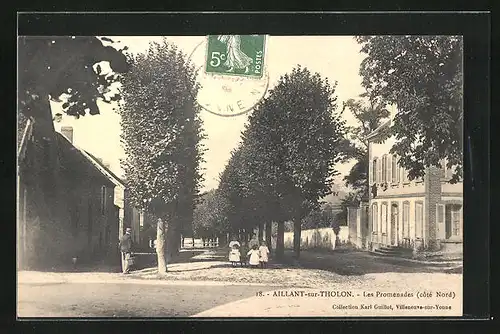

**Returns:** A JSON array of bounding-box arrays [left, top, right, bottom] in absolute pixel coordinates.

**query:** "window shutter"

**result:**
[[381, 204, 386, 233], [415, 203, 423, 238], [377, 159, 382, 184], [436, 204, 445, 239], [387, 155, 392, 184], [403, 202, 410, 238], [395, 157, 400, 183], [380, 156, 384, 183], [372, 159, 377, 184], [402, 167, 409, 183]]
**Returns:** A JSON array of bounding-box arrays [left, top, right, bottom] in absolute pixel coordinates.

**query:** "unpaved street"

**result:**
[[18, 281, 274, 317], [17, 248, 463, 318]]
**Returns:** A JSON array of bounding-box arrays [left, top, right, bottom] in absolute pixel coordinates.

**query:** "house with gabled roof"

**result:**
[[18, 115, 123, 269]]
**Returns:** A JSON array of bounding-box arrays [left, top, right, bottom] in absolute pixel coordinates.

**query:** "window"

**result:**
[[372, 204, 378, 233], [440, 160, 447, 178], [100, 186, 106, 215], [415, 202, 423, 238], [451, 208, 461, 237], [372, 158, 378, 184], [403, 202, 410, 238], [392, 156, 399, 183]]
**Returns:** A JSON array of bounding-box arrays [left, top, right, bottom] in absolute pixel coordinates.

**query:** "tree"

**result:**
[[193, 189, 230, 243], [356, 36, 463, 182], [118, 39, 203, 274], [342, 96, 390, 202], [241, 66, 347, 259], [18, 36, 129, 122], [217, 146, 257, 242]]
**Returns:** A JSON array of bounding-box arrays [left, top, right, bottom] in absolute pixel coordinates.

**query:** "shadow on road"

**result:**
[[34, 249, 210, 274], [31, 247, 461, 276], [177, 247, 460, 276], [280, 250, 462, 276]]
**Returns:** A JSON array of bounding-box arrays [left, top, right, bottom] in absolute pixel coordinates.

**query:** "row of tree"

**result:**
[[194, 66, 350, 259]]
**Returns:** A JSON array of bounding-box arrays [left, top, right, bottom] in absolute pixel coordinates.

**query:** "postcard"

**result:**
[[17, 33, 463, 318]]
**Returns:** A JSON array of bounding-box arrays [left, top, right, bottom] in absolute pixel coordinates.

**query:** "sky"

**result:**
[[52, 36, 367, 192]]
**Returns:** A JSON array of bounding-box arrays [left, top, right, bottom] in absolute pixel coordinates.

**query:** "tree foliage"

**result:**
[[193, 190, 230, 239], [18, 36, 129, 119], [342, 97, 390, 202], [356, 36, 463, 182], [302, 203, 336, 230], [118, 39, 204, 271]]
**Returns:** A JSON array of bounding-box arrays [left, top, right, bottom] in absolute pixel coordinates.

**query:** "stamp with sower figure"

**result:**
[[205, 35, 266, 79], [191, 35, 269, 117]]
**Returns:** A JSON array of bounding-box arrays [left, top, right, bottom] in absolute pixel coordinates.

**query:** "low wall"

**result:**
[[280, 226, 349, 251]]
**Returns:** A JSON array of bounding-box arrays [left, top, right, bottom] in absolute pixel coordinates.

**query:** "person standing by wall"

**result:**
[[259, 241, 270, 269], [119, 227, 133, 274]]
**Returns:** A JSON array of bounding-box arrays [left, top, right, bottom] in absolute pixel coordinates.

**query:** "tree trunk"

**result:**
[[156, 218, 168, 274], [258, 223, 264, 243], [276, 220, 285, 259], [265, 221, 272, 253], [293, 215, 302, 259], [218, 233, 226, 248], [165, 223, 178, 261]]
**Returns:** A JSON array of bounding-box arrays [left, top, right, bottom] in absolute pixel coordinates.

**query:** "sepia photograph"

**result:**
[[17, 32, 464, 318]]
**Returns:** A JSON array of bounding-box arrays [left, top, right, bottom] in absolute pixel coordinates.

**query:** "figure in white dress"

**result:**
[[247, 244, 261, 268], [229, 244, 241, 267], [258, 241, 270, 269], [217, 35, 253, 73]]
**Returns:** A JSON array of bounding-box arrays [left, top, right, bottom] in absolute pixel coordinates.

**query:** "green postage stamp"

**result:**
[[205, 35, 266, 78]]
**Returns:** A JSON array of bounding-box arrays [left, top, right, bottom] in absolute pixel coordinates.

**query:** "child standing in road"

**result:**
[[229, 244, 241, 267], [247, 244, 260, 268], [259, 241, 270, 269]]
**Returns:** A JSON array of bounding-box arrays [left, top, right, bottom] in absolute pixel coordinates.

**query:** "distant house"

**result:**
[[366, 118, 463, 255], [18, 118, 119, 269]]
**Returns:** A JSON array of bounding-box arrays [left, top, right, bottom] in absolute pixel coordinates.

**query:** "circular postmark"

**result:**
[[188, 36, 270, 117]]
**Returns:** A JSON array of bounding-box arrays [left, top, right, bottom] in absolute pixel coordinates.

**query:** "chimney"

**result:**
[[104, 162, 110, 169], [61, 126, 74, 143]]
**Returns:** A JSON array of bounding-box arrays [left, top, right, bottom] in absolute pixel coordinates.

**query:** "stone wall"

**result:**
[[280, 226, 349, 251]]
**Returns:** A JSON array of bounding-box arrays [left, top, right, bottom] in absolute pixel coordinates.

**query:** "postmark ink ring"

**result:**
[[188, 35, 270, 117]]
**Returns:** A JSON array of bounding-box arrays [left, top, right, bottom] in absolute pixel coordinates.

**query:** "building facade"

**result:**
[[367, 120, 463, 255], [18, 119, 119, 269]]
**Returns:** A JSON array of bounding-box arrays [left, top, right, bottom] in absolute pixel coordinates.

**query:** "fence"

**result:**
[[180, 237, 219, 249]]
